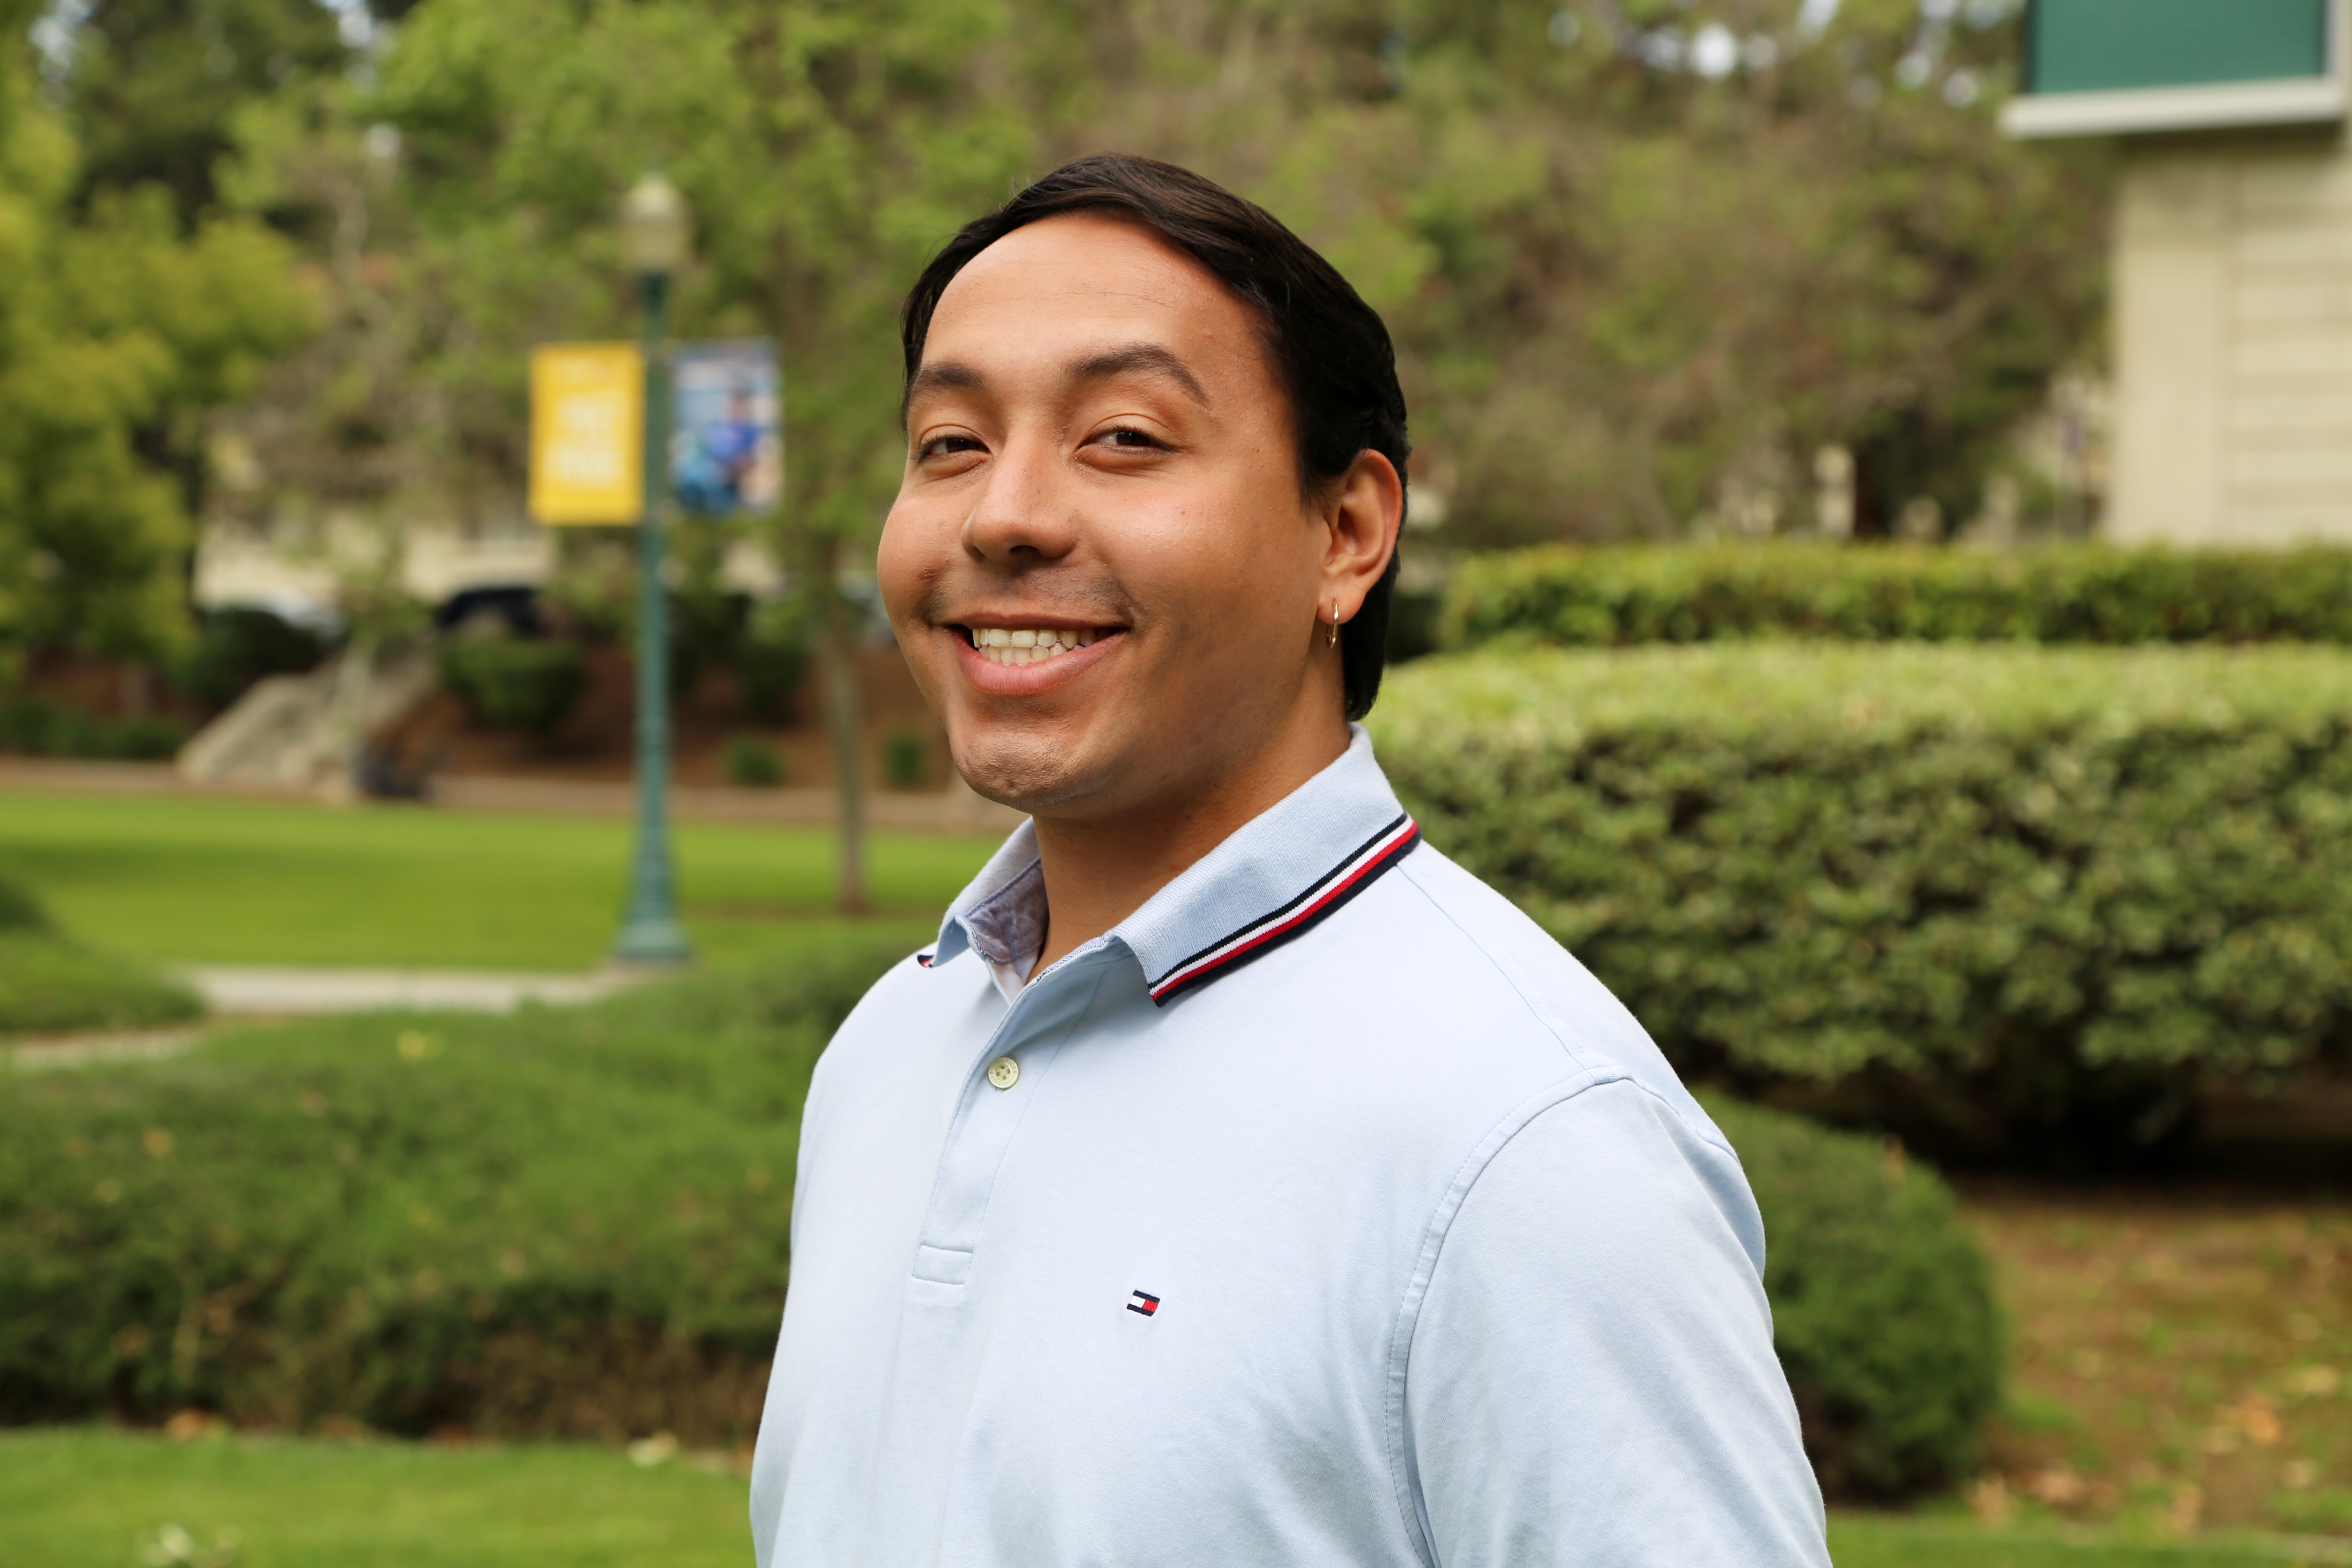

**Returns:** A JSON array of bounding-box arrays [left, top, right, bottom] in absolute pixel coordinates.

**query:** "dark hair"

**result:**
[[901, 153, 1410, 722]]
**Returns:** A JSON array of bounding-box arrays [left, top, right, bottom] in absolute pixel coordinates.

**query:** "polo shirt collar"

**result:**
[[931, 725, 1420, 1006]]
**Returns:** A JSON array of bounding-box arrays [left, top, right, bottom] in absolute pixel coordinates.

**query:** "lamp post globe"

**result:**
[[612, 172, 694, 967], [621, 174, 691, 277]]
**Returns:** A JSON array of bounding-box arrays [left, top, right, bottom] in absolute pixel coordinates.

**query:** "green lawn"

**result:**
[[4, 1430, 2344, 1568], [1829, 1512, 2351, 1566], [0, 790, 998, 970], [0, 1429, 748, 1568]]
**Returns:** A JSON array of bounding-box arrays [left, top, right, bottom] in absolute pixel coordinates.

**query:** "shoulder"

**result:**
[[1374, 840, 1737, 1161], [1456, 1076, 1767, 1281]]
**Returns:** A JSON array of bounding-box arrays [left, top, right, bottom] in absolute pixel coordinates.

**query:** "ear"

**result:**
[[1318, 450, 1404, 623]]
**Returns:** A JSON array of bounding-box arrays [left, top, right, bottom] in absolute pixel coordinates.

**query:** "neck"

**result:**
[[1029, 713, 1352, 971]]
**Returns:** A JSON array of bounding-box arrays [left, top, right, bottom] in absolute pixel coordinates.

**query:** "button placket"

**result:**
[[909, 956, 1111, 1287]]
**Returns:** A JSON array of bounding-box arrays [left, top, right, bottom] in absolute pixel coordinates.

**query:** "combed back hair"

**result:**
[[900, 153, 1411, 722]]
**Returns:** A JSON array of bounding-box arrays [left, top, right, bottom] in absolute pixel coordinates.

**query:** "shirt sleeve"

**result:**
[[1404, 1077, 1831, 1567]]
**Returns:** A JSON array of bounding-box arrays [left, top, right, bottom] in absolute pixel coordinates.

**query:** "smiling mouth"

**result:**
[[960, 626, 1111, 667]]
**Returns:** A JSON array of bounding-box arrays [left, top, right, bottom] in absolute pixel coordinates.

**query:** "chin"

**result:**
[[950, 729, 1111, 817]]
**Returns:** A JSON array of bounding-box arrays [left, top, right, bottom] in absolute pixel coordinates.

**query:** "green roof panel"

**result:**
[[2028, 0, 2330, 94]]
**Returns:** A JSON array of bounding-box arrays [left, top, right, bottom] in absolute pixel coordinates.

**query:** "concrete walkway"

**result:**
[[5, 967, 652, 1072], [180, 965, 653, 1016]]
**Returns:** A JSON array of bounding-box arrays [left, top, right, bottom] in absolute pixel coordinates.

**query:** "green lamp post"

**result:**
[[612, 173, 694, 966]]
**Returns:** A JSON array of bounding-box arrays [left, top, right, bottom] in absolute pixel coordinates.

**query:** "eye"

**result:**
[[1093, 426, 1165, 450], [918, 433, 985, 461]]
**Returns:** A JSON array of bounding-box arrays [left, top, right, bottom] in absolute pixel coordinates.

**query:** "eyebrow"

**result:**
[[904, 341, 1210, 415], [1071, 343, 1209, 406]]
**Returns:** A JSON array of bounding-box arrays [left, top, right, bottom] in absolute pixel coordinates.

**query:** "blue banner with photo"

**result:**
[[671, 339, 781, 517]]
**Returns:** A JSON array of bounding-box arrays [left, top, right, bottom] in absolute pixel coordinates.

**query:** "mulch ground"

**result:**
[[1967, 1179, 2352, 1535]]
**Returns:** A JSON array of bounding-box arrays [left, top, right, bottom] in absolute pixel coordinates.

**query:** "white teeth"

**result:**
[[971, 627, 1107, 666]]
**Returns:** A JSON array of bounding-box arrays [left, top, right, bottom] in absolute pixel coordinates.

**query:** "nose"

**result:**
[[962, 428, 1080, 566]]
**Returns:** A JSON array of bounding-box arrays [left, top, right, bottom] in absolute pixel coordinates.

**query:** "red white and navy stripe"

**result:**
[[1146, 813, 1419, 1007]]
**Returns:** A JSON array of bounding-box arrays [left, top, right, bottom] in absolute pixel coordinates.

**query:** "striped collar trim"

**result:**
[[1145, 811, 1419, 1006], [929, 727, 1416, 1004]]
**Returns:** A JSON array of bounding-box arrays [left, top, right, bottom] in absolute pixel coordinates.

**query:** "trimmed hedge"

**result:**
[[436, 639, 586, 738], [1372, 644, 2352, 1160], [178, 606, 328, 709], [5, 929, 2003, 1503], [0, 933, 913, 1441], [0, 697, 190, 761], [1704, 1094, 2000, 1499], [1439, 542, 2352, 650]]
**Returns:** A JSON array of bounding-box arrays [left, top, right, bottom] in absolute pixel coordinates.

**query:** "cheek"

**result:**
[[875, 501, 937, 623], [1120, 497, 1318, 628]]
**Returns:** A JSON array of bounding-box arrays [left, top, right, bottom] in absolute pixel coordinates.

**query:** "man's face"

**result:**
[[880, 214, 1338, 818]]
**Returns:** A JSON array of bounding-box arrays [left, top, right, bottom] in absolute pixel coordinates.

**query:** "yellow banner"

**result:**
[[529, 343, 645, 524]]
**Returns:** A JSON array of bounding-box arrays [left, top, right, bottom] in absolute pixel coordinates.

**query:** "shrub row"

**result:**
[[1438, 542, 2352, 650], [436, 639, 587, 738], [1372, 644, 2352, 1160], [1701, 1094, 2000, 1498], [0, 697, 189, 761], [0, 933, 911, 1443], [1, 925, 1999, 1497]]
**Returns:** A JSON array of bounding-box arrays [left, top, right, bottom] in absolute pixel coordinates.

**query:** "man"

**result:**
[[750, 154, 1829, 1566]]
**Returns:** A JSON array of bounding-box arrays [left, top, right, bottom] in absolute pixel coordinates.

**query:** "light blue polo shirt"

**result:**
[[751, 728, 1830, 1566]]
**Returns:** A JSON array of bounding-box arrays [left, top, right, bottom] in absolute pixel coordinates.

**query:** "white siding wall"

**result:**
[[2110, 129, 2352, 546]]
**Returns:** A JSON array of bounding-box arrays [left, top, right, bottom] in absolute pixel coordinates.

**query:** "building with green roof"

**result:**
[[2006, 0, 2351, 545]]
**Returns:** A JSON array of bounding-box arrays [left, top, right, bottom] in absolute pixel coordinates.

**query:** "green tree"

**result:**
[[0, 0, 311, 679], [1041, 0, 2107, 544], [61, 0, 348, 224], [219, 0, 1033, 902]]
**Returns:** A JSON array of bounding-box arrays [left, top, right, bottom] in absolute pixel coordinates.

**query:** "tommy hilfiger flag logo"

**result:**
[[1127, 1290, 1160, 1317]]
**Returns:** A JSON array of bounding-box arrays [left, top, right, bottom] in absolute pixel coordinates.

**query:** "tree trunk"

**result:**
[[815, 535, 868, 915]]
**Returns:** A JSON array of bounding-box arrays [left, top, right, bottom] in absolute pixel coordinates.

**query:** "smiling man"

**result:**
[[748, 155, 1829, 1567]]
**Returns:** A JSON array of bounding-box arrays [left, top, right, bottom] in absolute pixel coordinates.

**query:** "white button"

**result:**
[[987, 1056, 1020, 1090]]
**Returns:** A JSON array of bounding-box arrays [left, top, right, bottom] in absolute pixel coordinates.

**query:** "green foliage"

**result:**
[[1442, 543, 2352, 650], [0, 932, 203, 1036], [0, 934, 906, 1438], [213, 0, 1032, 557], [1704, 1094, 2001, 1499], [1069, 0, 2105, 544], [0, 698, 189, 760], [191, 0, 2101, 562], [881, 730, 929, 790], [0, 870, 47, 933], [176, 606, 328, 709], [2, 927, 2001, 1512], [735, 598, 809, 722], [0, 6, 313, 675], [435, 638, 585, 738], [62, 0, 351, 223], [0, 866, 200, 1033], [722, 733, 782, 788], [1372, 645, 2352, 1159]]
